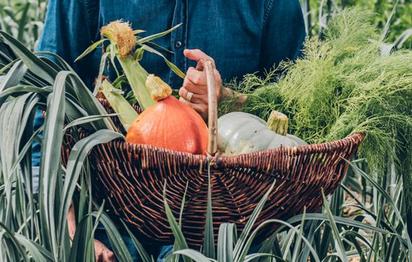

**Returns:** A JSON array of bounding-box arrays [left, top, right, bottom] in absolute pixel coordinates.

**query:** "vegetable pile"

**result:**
[[222, 9, 412, 173], [89, 9, 411, 168], [84, 21, 209, 154], [90, 21, 306, 155]]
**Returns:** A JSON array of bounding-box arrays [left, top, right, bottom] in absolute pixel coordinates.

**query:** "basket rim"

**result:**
[[105, 132, 365, 161]]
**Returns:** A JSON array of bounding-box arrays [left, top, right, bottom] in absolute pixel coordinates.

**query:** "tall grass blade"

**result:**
[[63, 114, 117, 132], [0, 31, 56, 83], [202, 162, 215, 259], [291, 211, 306, 262], [244, 253, 275, 262], [0, 60, 26, 92], [394, 29, 412, 49], [174, 249, 215, 262], [380, 0, 400, 42], [349, 162, 405, 226], [58, 129, 122, 249], [163, 183, 190, 262], [35, 51, 75, 71], [286, 213, 391, 234], [217, 223, 236, 262], [93, 212, 133, 262], [0, 85, 51, 101], [233, 180, 276, 261], [14, 234, 54, 261], [17, 3, 30, 43], [251, 219, 321, 262], [120, 220, 153, 262], [322, 190, 348, 262], [0, 222, 29, 261], [68, 214, 94, 262], [38, 71, 68, 259]]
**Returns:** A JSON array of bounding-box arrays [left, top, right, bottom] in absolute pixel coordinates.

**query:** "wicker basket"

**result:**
[[63, 61, 364, 246]]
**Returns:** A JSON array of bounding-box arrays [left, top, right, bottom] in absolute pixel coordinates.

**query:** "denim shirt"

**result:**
[[37, 0, 306, 89]]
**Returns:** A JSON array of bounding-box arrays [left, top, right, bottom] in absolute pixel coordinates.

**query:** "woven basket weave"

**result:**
[[63, 61, 364, 246]]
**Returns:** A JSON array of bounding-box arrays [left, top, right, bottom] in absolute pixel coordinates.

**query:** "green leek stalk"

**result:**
[[399, 131, 412, 238], [101, 80, 138, 130], [404, 167, 412, 238]]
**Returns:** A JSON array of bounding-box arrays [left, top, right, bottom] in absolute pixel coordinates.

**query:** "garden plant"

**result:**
[[0, 0, 412, 261]]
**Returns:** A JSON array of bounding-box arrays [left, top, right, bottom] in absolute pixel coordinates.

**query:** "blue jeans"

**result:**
[[94, 225, 173, 262]]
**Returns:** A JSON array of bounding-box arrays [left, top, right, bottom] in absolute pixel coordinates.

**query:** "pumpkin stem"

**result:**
[[267, 111, 288, 136], [145, 75, 173, 101]]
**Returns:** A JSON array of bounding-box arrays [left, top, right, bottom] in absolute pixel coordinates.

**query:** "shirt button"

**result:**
[[175, 41, 183, 48]]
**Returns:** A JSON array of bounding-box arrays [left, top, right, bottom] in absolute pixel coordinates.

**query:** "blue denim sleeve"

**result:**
[[32, 0, 100, 172], [260, 0, 306, 69]]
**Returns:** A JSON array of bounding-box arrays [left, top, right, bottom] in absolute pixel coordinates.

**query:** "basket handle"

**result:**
[[204, 60, 218, 157]]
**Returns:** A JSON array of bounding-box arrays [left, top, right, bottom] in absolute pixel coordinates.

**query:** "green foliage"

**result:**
[[300, 0, 412, 48], [222, 8, 412, 245], [165, 160, 411, 262], [0, 0, 47, 50], [0, 30, 131, 261], [2, 29, 410, 259], [231, 9, 412, 175], [0, 1, 412, 261]]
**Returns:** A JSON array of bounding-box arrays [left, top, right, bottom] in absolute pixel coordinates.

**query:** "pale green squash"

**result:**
[[218, 111, 306, 155]]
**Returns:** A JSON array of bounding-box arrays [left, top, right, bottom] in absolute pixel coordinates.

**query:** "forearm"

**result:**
[[220, 86, 248, 106], [68, 204, 77, 240]]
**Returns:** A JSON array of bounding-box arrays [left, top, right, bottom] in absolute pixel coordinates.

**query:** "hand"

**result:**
[[67, 205, 114, 262], [179, 49, 222, 120], [95, 239, 115, 262]]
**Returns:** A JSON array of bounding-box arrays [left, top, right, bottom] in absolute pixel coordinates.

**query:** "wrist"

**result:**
[[220, 86, 247, 104]]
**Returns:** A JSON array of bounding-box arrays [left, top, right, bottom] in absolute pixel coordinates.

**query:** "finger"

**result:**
[[178, 87, 189, 100], [184, 49, 215, 70], [179, 98, 208, 120], [181, 79, 207, 95], [183, 49, 213, 63], [195, 58, 214, 71], [184, 68, 221, 92], [185, 67, 208, 87], [188, 64, 220, 87], [179, 87, 208, 104]]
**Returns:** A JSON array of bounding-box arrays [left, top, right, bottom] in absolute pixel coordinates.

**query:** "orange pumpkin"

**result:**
[[126, 75, 208, 155]]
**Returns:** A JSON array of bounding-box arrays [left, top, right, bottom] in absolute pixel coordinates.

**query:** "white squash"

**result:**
[[218, 111, 306, 155]]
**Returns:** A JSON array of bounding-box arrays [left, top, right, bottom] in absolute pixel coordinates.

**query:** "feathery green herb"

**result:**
[[225, 9, 412, 174]]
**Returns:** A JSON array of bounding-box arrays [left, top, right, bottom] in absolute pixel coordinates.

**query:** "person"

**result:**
[[36, 0, 306, 261]]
